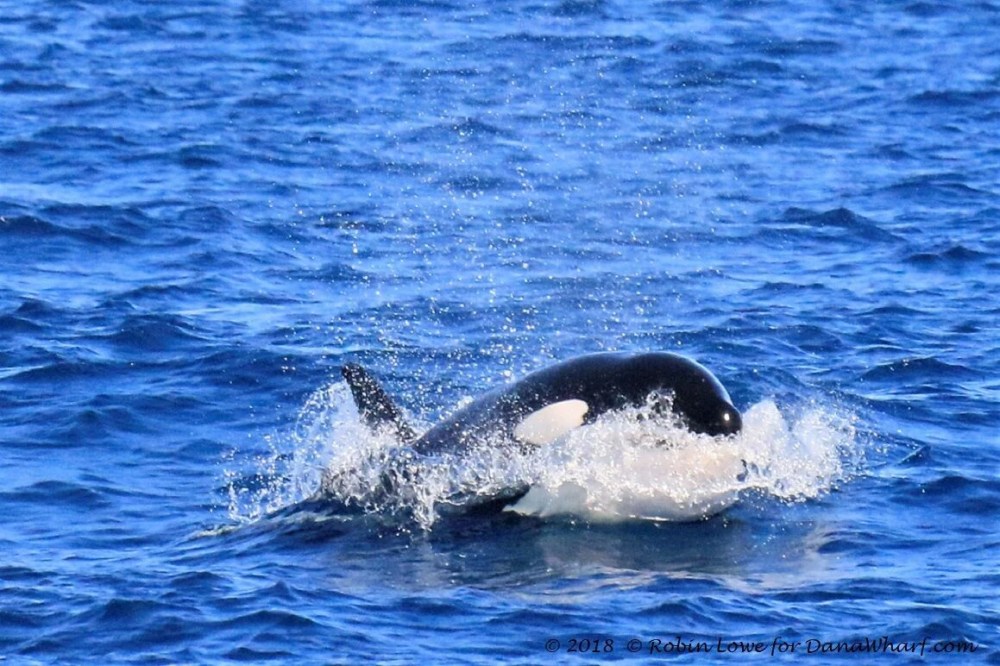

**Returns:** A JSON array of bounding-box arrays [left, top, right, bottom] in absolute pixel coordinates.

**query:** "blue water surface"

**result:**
[[1, 0, 998, 663]]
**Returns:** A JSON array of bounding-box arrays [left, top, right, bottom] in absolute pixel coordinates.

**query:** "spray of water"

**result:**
[[223, 380, 861, 529], [222, 382, 383, 523]]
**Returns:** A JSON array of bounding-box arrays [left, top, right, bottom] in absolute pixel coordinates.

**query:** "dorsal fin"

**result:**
[[341, 364, 417, 442]]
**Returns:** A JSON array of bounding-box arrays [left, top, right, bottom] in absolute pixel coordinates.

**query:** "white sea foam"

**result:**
[[224, 381, 860, 529], [506, 398, 859, 521], [508, 410, 747, 521], [223, 382, 389, 523]]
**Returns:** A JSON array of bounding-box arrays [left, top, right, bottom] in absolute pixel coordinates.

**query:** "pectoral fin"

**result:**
[[514, 399, 589, 446]]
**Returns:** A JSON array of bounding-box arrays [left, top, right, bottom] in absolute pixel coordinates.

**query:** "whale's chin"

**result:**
[[505, 432, 746, 522], [507, 482, 740, 523]]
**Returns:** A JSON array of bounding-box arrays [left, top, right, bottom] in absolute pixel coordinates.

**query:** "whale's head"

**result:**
[[677, 394, 742, 437], [632, 353, 743, 437]]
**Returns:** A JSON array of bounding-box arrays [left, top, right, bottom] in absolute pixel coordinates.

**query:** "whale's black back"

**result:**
[[411, 352, 740, 455]]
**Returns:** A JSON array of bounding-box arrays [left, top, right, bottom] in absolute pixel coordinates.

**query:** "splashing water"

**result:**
[[222, 382, 386, 523], [739, 399, 861, 500], [507, 399, 859, 521], [224, 381, 861, 529], [508, 409, 749, 522]]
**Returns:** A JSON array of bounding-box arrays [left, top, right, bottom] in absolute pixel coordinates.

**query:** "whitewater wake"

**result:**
[[223, 380, 861, 530]]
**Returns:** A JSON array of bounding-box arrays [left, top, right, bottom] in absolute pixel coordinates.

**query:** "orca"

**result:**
[[335, 352, 745, 521], [342, 351, 742, 456]]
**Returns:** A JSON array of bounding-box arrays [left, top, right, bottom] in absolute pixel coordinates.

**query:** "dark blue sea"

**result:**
[[1, 0, 998, 663]]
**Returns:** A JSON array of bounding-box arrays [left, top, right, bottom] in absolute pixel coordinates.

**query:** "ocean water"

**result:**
[[1, 0, 998, 663]]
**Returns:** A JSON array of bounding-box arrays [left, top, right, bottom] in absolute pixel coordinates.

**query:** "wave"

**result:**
[[223, 380, 861, 530], [904, 244, 991, 268], [778, 207, 900, 243], [860, 356, 981, 382], [0, 204, 153, 247]]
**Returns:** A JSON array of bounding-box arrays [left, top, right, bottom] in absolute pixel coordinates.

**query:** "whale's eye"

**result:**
[[715, 407, 743, 435]]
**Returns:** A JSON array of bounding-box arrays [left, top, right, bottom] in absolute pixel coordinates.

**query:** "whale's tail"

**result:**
[[341, 364, 417, 442]]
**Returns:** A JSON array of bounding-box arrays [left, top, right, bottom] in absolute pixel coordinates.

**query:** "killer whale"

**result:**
[[333, 352, 745, 519], [342, 351, 741, 458]]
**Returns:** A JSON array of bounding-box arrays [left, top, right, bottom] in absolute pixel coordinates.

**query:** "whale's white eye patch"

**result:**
[[514, 399, 589, 446]]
